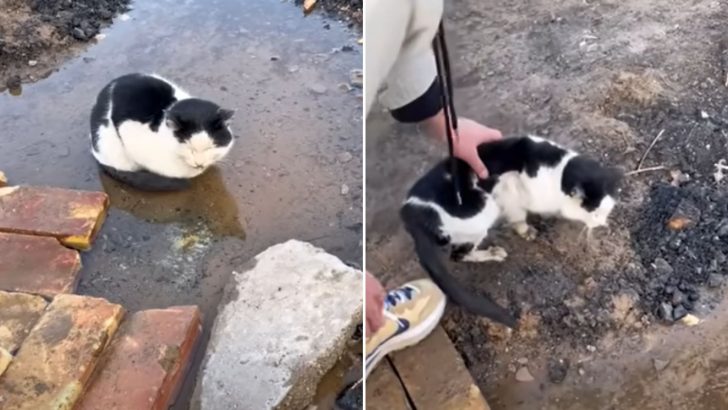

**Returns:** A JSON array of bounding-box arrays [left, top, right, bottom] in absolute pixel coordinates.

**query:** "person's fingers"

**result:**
[[466, 154, 488, 179]]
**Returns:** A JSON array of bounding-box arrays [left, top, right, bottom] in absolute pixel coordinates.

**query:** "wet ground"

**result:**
[[0, 0, 362, 408], [366, 0, 728, 408]]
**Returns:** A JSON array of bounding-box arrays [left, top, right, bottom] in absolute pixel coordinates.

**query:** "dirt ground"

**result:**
[[0, 0, 131, 92], [366, 0, 728, 408]]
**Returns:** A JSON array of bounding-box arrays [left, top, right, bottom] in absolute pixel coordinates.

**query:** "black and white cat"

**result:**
[[90, 73, 235, 191], [401, 135, 622, 327]]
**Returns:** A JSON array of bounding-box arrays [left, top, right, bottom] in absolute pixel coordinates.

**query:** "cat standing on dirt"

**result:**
[[90, 73, 235, 191], [401, 136, 622, 327]]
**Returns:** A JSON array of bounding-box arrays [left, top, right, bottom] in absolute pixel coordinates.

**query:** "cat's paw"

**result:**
[[462, 246, 508, 262], [484, 246, 508, 261], [514, 222, 537, 241]]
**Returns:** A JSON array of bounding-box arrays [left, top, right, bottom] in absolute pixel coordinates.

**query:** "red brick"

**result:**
[[390, 326, 491, 410], [0, 186, 109, 250], [0, 294, 124, 410], [0, 233, 82, 297], [77, 306, 202, 410], [0, 291, 48, 376]]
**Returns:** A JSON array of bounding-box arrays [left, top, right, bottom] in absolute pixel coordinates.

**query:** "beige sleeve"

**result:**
[[365, 0, 444, 116]]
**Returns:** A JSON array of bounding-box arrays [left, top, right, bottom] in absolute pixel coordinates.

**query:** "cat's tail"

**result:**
[[400, 203, 518, 328], [99, 164, 190, 191]]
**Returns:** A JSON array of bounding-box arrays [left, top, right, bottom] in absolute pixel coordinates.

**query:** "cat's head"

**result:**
[[560, 156, 622, 228], [164, 99, 235, 173]]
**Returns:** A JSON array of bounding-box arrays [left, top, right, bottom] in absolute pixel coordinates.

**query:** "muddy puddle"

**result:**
[[366, 0, 727, 408], [0, 0, 362, 407]]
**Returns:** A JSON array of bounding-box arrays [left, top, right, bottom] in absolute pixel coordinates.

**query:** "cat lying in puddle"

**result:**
[[90, 73, 235, 191], [401, 135, 622, 327]]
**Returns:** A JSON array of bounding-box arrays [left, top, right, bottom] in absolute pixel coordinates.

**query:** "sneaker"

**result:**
[[364, 278, 446, 378]]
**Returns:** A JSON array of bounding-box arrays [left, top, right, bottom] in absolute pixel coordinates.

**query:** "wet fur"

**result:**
[[90, 73, 235, 191], [401, 136, 621, 327]]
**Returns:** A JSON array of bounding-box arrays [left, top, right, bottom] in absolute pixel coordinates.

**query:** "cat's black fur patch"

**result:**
[[562, 156, 622, 211], [167, 99, 234, 147], [478, 136, 566, 178], [107, 73, 177, 132], [90, 81, 112, 151]]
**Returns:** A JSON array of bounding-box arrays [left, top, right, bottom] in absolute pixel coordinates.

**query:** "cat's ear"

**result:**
[[164, 110, 181, 131], [218, 108, 235, 123]]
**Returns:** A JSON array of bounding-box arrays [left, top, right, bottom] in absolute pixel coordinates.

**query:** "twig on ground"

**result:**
[[635, 129, 665, 171], [625, 165, 666, 176]]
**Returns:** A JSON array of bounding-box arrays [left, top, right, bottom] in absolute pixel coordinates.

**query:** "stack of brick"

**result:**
[[0, 178, 202, 410]]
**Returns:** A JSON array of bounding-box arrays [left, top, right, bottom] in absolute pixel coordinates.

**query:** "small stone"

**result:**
[[6, 75, 21, 90], [586, 345, 596, 353], [672, 305, 688, 321], [309, 84, 327, 94], [338, 83, 353, 92], [657, 302, 673, 321], [653, 358, 669, 372], [27, 60, 38, 67], [0, 171, 6, 187], [668, 238, 682, 250], [667, 198, 701, 231], [681, 314, 701, 326], [547, 358, 569, 384], [653, 258, 674, 276], [341, 45, 354, 52], [270, 55, 280, 61], [288, 65, 300, 73], [515, 367, 535, 382], [341, 184, 350, 195], [716, 219, 728, 237], [72, 27, 87, 40], [349, 69, 363, 88], [699, 110, 710, 119], [338, 151, 353, 163], [671, 290, 685, 306], [709, 273, 723, 288]]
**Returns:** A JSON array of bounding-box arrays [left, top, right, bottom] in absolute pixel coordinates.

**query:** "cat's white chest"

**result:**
[[118, 121, 199, 178]]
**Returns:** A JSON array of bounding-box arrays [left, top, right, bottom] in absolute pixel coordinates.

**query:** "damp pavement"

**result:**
[[0, 0, 362, 407]]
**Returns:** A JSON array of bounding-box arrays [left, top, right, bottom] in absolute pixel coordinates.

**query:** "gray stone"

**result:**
[[309, 83, 327, 94], [193, 240, 362, 410], [653, 358, 669, 372], [349, 69, 363, 88], [515, 366, 535, 382]]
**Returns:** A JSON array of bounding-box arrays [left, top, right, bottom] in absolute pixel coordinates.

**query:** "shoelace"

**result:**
[[384, 285, 417, 310], [433, 21, 462, 205]]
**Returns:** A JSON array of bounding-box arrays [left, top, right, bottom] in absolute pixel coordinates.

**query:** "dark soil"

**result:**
[[0, 0, 130, 92], [366, 0, 728, 407], [296, 0, 362, 26]]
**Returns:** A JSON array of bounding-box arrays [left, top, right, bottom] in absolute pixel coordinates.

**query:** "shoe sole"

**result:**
[[364, 297, 447, 379]]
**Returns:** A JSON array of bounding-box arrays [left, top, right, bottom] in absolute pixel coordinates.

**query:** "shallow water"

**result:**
[[0, 0, 362, 407]]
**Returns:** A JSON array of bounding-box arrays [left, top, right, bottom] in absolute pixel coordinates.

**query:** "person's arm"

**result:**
[[367, 0, 501, 178], [365, 0, 442, 117]]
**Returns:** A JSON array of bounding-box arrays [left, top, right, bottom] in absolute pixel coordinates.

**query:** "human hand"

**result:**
[[424, 111, 503, 178], [365, 272, 386, 337]]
